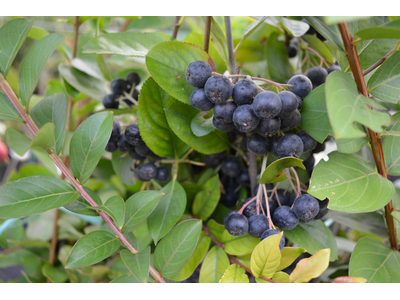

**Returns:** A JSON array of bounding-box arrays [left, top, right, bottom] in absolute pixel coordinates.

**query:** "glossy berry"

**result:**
[[117, 134, 134, 152], [105, 140, 118, 152], [248, 215, 270, 238], [314, 198, 329, 220], [186, 60, 212, 88], [272, 189, 292, 207], [103, 94, 119, 109], [288, 74, 312, 98], [297, 95, 303, 110], [110, 119, 121, 142], [221, 156, 242, 178], [256, 117, 281, 137], [296, 130, 317, 152], [156, 166, 169, 182], [273, 206, 299, 230], [111, 78, 128, 95], [276, 133, 304, 158], [135, 143, 158, 159], [260, 229, 285, 250], [303, 154, 315, 174], [135, 162, 157, 182], [204, 151, 227, 168], [220, 185, 239, 208], [232, 104, 260, 132], [242, 198, 257, 218], [292, 194, 320, 222], [278, 91, 299, 119], [126, 72, 141, 86], [204, 75, 233, 104], [224, 210, 239, 228], [232, 79, 259, 105], [213, 117, 235, 132], [313, 142, 326, 154], [271, 135, 282, 158], [262, 199, 279, 217], [214, 101, 237, 124], [190, 88, 215, 111], [253, 91, 282, 119], [236, 169, 250, 186], [287, 39, 298, 58], [125, 123, 143, 146], [326, 65, 341, 74], [247, 134, 271, 156], [280, 109, 301, 131], [225, 213, 248, 236], [128, 147, 146, 161], [307, 66, 328, 88]]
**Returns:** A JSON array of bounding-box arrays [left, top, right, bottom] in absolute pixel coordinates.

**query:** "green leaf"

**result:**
[[170, 232, 211, 281], [192, 175, 220, 220], [308, 152, 394, 213], [82, 32, 171, 57], [70, 111, 113, 184], [59, 64, 110, 101], [250, 233, 282, 278], [66, 230, 121, 269], [349, 237, 400, 282], [154, 219, 202, 278], [265, 31, 292, 82], [284, 220, 338, 262], [302, 17, 344, 51], [390, 188, 400, 244], [110, 275, 139, 283], [6, 128, 31, 156], [0, 92, 23, 121], [326, 71, 391, 139], [278, 17, 311, 37], [64, 187, 102, 216], [392, 111, 400, 121], [289, 248, 330, 283], [199, 245, 230, 283], [206, 17, 229, 70], [94, 196, 125, 228], [356, 20, 400, 40], [146, 41, 211, 105], [206, 219, 225, 243], [8, 164, 55, 182], [147, 180, 186, 244], [0, 18, 34, 76], [123, 191, 164, 233], [30, 93, 68, 154], [164, 100, 229, 154], [0, 176, 79, 219], [383, 122, 400, 176], [260, 157, 305, 184], [392, 211, 400, 222], [368, 50, 400, 104], [137, 77, 189, 158], [42, 262, 69, 283], [335, 136, 369, 154], [120, 248, 150, 283], [235, 17, 268, 53], [302, 34, 334, 64], [256, 271, 290, 283], [111, 150, 135, 186], [276, 247, 306, 271], [31, 122, 55, 150], [19, 33, 65, 107], [219, 264, 249, 283], [221, 230, 260, 256], [190, 111, 216, 137]]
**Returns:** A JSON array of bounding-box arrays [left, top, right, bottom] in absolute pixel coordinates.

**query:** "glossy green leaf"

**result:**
[[265, 31, 292, 82], [349, 237, 400, 282], [0, 92, 23, 121], [147, 180, 186, 244], [42, 262, 69, 283], [221, 230, 260, 256], [170, 232, 211, 281], [326, 71, 390, 139], [219, 264, 249, 283], [250, 233, 282, 278], [289, 248, 330, 283], [66, 231, 120, 269], [335, 136, 369, 154], [302, 17, 344, 51], [284, 220, 338, 262], [192, 175, 220, 220], [146, 41, 211, 105], [59, 64, 110, 101], [260, 157, 305, 184], [383, 122, 400, 176], [137, 77, 189, 158], [64, 187, 102, 216], [206, 219, 225, 243], [123, 191, 163, 233], [19, 34, 65, 107], [111, 150, 135, 186], [207, 17, 229, 70], [154, 219, 202, 278], [70, 111, 113, 184], [8, 164, 55, 182], [302, 34, 333, 64], [120, 248, 150, 283], [356, 20, 400, 40], [31, 122, 55, 150], [276, 247, 306, 271], [94, 196, 125, 228], [30, 93, 68, 154], [308, 152, 394, 213], [190, 111, 216, 137], [199, 245, 230, 283], [0, 18, 34, 76], [82, 32, 171, 57], [164, 100, 229, 154], [368, 50, 400, 104], [0, 177, 79, 219]]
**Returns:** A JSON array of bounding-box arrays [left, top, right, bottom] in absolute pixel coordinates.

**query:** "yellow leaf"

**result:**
[[289, 248, 330, 283], [250, 232, 282, 278], [276, 247, 306, 271], [256, 271, 290, 283], [332, 276, 367, 283], [219, 264, 249, 283]]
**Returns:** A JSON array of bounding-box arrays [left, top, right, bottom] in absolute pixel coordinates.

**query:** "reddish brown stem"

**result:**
[[72, 17, 80, 59], [204, 16, 212, 53], [363, 48, 395, 76], [172, 16, 181, 39], [202, 224, 224, 249], [338, 23, 398, 250], [119, 19, 132, 32]]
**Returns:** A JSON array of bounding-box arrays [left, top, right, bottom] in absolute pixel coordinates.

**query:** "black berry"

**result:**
[[186, 60, 212, 88], [126, 72, 141, 86], [232, 79, 259, 105], [213, 117, 235, 132], [260, 229, 285, 250], [135, 162, 157, 182], [242, 198, 257, 218], [247, 134, 271, 156], [288, 74, 312, 98], [296, 130, 317, 152], [111, 78, 128, 95], [190, 88, 215, 111], [214, 100, 237, 124], [220, 185, 239, 208], [204, 75, 233, 104], [110, 119, 121, 142], [248, 215, 270, 238], [225, 213, 248, 236], [235, 169, 250, 187], [276, 133, 304, 158], [232, 104, 260, 132], [221, 156, 242, 177], [326, 65, 341, 74], [273, 206, 299, 230], [280, 109, 301, 131], [224, 210, 239, 228], [292, 194, 320, 222], [253, 91, 282, 119], [125, 123, 143, 146], [103, 94, 119, 109], [105, 140, 118, 152], [256, 117, 281, 137], [204, 151, 227, 168], [314, 198, 329, 220], [278, 91, 299, 119], [307, 66, 328, 88], [156, 166, 169, 182]]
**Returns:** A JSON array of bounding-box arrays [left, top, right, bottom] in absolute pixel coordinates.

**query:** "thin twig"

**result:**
[[224, 16, 237, 82], [204, 17, 212, 53], [0, 245, 22, 256], [248, 152, 258, 195], [362, 46, 397, 76], [172, 16, 181, 39], [119, 19, 132, 32], [305, 46, 329, 68], [72, 17, 80, 59]]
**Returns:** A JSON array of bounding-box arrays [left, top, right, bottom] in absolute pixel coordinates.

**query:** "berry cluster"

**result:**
[[102, 72, 141, 109], [104, 119, 169, 183]]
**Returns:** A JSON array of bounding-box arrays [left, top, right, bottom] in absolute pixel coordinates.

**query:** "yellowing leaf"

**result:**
[[276, 247, 306, 271], [289, 248, 330, 283], [332, 276, 367, 283], [219, 264, 249, 283], [256, 271, 290, 283], [250, 233, 282, 278]]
